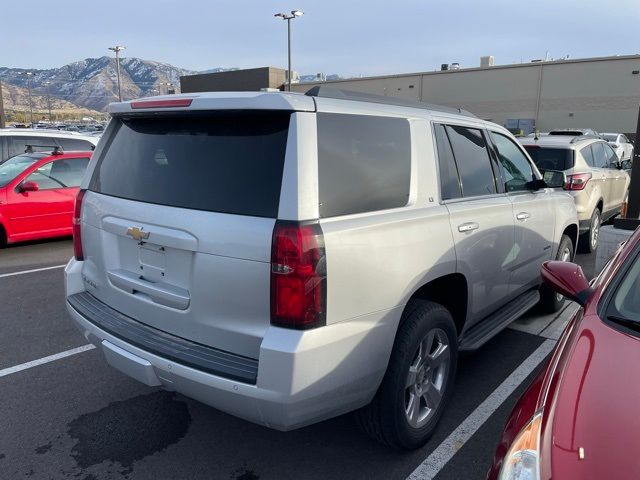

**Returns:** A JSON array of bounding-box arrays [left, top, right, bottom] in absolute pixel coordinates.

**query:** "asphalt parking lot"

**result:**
[[0, 238, 595, 480]]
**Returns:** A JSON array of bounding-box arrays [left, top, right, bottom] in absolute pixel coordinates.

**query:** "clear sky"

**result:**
[[3, 0, 639, 76]]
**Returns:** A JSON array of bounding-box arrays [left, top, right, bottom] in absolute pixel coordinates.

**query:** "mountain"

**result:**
[[1, 83, 103, 120], [0, 56, 345, 114], [1, 82, 98, 111], [0, 56, 199, 112]]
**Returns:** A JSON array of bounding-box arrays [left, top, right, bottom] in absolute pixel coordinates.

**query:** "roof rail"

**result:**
[[24, 145, 64, 155], [304, 86, 477, 118]]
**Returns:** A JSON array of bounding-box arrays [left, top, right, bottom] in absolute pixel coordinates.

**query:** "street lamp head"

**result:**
[[108, 45, 126, 53], [274, 12, 285, 18], [291, 10, 303, 16]]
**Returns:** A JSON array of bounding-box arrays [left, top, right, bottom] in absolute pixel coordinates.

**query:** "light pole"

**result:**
[[44, 81, 52, 123], [108, 45, 125, 101], [23, 72, 34, 127], [274, 10, 303, 91]]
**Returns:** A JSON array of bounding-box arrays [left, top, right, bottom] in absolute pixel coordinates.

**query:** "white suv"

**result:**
[[0, 129, 98, 163], [520, 135, 630, 252], [65, 89, 578, 449]]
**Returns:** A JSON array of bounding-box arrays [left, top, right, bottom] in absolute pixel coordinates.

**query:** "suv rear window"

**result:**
[[89, 113, 290, 218], [317, 113, 411, 217], [523, 146, 575, 171]]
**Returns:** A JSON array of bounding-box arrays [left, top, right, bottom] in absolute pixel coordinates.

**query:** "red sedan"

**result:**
[[488, 226, 640, 480], [0, 149, 91, 246]]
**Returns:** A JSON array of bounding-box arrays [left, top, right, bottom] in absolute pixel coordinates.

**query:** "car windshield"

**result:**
[[610, 253, 640, 323], [524, 146, 574, 171], [0, 154, 42, 187], [602, 134, 618, 142]]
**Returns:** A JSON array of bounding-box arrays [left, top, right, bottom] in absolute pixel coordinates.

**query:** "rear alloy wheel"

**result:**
[[356, 300, 457, 450], [538, 234, 574, 313], [404, 328, 450, 429], [579, 208, 600, 254]]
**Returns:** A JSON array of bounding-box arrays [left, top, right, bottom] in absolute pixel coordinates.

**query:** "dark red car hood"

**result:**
[[546, 312, 640, 478]]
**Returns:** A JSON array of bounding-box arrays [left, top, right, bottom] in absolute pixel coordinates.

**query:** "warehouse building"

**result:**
[[290, 54, 640, 136]]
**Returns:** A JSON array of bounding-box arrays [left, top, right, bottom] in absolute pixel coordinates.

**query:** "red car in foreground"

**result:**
[[488, 226, 640, 480], [0, 149, 91, 246]]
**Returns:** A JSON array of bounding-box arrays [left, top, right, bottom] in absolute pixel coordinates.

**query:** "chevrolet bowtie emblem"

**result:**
[[126, 226, 150, 241]]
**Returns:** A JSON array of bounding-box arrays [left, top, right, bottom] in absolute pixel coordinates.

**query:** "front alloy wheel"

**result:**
[[405, 328, 450, 428], [555, 245, 573, 303]]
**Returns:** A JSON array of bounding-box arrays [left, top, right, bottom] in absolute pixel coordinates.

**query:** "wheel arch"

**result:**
[[404, 273, 468, 336], [562, 222, 579, 255], [0, 220, 7, 247]]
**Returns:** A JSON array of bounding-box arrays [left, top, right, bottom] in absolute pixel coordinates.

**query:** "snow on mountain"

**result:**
[[0, 56, 200, 111]]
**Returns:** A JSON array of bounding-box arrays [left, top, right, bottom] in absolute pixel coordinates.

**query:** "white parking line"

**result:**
[[0, 344, 95, 378], [0, 264, 66, 279], [406, 338, 556, 480]]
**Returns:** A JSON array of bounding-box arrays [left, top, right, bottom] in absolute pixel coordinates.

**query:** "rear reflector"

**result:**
[[130, 99, 193, 109], [564, 172, 592, 191], [270, 221, 326, 329], [73, 189, 86, 261]]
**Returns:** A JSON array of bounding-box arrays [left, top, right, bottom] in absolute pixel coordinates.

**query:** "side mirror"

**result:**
[[19, 181, 39, 193], [541, 261, 593, 307], [541, 170, 566, 189]]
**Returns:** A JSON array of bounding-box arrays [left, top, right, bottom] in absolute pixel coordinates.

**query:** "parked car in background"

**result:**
[[0, 129, 98, 164], [519, 135, 630, 253], [65, 89, 578, 450], [548, 128, 601, 138], [488, 226, 640, 480], [602, 132, 634, 166], [0, 148, 92, 246]]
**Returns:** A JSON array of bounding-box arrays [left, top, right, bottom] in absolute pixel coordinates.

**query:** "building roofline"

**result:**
[[297, 54, 640, 86]]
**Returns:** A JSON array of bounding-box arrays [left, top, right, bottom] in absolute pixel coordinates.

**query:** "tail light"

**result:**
[[270, 221, 326, 329], [73, 189, 86, 260], [564, 173, 592, 191]]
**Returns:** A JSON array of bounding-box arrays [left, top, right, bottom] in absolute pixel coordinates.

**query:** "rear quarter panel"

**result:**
[[319, 118, 456, 325]]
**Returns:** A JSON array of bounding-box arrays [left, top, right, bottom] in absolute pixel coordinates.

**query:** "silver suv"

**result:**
[[65, 88, 578, 449], [520, 135, 630, 253]]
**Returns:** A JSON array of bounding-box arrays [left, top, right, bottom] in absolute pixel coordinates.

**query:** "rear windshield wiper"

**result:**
[[606, 315, 640, 334]]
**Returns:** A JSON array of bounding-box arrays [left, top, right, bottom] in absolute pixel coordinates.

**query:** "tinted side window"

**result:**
[[591, 142, 607, 168], [490, 132, 535, 192], [603, 143, 618, 166], [56, 138, 94, 152], [317, 113, 411, 217], [26, 158, 90, 189], [581, 145, 595, 167], [7, 136, 56, 158], [445, 125, 496, 197], [433, 124, 461, 200]]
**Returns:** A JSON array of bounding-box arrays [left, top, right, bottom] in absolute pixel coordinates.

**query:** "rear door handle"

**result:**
[[516, 212, 530, 221], [458, 222, 479, 232]]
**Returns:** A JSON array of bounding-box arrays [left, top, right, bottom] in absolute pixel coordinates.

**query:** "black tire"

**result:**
[[538, 234, 574, 313], [0, 226, 6, 249], [356, 299, 457, 450], [578, 208, 600, 253]]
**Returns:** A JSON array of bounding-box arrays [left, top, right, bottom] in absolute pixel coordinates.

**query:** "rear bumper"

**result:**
[[64, 258, 399, 431]]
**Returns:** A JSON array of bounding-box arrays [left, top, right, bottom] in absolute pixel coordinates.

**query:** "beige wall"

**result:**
[[293, 56, 640, 134]]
